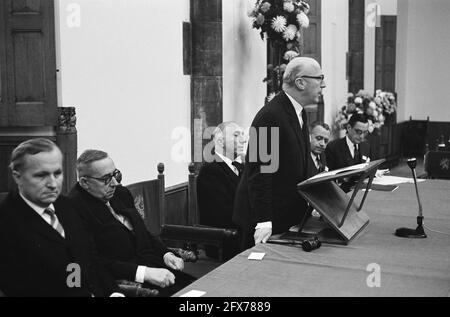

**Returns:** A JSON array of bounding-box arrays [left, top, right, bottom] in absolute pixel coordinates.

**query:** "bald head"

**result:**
[[282, 57, 325, 106]]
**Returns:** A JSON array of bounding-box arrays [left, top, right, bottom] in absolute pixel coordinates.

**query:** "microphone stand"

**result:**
[[395, 158, 427, 238]]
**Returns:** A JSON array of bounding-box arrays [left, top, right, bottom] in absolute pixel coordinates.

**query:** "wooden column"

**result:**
[[56, 107, 77, 195], [348, 0, 365, 93], [190, 0, 222, 163]]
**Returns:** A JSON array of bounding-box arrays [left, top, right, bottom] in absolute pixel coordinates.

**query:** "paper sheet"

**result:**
[[308, 162, 369, 180], [248, 252, 265, 260], [180, 290, 206, 297], [371, 175, 426, 185]]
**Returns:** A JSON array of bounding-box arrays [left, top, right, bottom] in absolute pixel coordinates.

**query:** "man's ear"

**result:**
[[295, 78, 306, 90], [11, 169, 21, 185], [79, 177, 89, 190]]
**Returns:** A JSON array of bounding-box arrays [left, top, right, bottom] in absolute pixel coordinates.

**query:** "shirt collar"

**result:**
[[19, 192, 55, 216], [284, 91, 304, 116], [345, 135, 358, 154], [216, 152, 236, 173]]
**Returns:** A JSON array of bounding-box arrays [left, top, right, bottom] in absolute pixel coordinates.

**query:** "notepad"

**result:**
[[248, 252, 265, 260], [180, 290, 206, 297]]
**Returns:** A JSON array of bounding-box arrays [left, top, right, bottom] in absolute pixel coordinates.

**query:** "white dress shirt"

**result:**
[[19, 192, 58, 228], [285, 91, 305, 129], [216, 152, 239, 176], [346, 135, 357, 158]]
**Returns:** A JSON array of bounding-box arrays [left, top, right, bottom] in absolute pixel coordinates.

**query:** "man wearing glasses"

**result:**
[[69, 150, 193, 296], [233, 57, 326, 250], [325, 113, 373, 192]]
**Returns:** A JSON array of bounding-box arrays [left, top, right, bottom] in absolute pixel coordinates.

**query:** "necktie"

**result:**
[[106, 202, 133, 231], [316, 155, 325, 172], [44, 208, 65, 238], [232, 161, 244, 176], [354, 144, 361, 163]]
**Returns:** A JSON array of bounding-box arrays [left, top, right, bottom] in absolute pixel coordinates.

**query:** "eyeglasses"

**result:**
[[85, 169, 122, 185], [301, 75, 325, 81], [353, 128, 369, 136]]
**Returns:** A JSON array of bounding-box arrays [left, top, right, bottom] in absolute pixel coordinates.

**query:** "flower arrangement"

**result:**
[[334, 90, 397, 133], [248, 0, 311, 101], [248, 0, 311, 46]]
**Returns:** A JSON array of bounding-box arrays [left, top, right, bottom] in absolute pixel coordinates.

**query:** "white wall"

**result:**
[[364, 0, 397, 94], [56, 0, 191, 186], [222, 0, 267, 129], [321, 0, 349, 135], [396, 0, 450, 122]]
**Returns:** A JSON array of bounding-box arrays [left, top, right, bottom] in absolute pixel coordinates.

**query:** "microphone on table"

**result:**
[[266, 237, 322, 252], [395, 158, 427, 238]]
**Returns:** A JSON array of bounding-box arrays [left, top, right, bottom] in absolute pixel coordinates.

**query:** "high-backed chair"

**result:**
[[126, 163, 237, 264], [424, 151, 450, 179], [160, 163, 238, 263]]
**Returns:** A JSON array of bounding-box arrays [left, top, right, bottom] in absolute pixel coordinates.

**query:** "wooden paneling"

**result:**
[[375, 16, 397, 92], [303, 0, 321, 64], [348, 0, 365, 93], [190, 0, 222, 162], [0, 0, 57, 127], [165, 183, 189, 226]]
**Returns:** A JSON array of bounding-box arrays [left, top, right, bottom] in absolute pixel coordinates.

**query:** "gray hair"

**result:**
[[282, 57, 320, 88], [76, 149, 109, 177], [309, 121, 331, 132], [9, 138, 59, 172]]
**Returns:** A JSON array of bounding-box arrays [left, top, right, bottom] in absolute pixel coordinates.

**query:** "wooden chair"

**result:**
[[160, 163, 238, 263], [424, 151, 450, 179]]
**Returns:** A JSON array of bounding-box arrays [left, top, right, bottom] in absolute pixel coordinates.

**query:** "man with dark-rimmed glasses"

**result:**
[[69, 149, 194, 296]]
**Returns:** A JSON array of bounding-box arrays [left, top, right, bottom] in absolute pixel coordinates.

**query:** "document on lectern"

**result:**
[[308, 162, 369, 181]]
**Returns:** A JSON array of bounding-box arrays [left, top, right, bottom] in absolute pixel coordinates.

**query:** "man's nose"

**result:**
[[46, 175, 58, 188], [320, 80, 326, 88], [110, 176, 119, 186]]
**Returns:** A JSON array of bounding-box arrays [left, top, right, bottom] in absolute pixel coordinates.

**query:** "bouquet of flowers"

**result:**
[[334, 90, 397, 133], [248, 0, 311, 101]]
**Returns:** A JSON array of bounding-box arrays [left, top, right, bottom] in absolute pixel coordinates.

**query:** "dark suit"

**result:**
[[233, 91, 310, 250], [325, 137, 372, 171], [0, 192, 116, 297], [307, 153, 327, 178], [68, 184, 194, 295], [197, 156, 240, 259]]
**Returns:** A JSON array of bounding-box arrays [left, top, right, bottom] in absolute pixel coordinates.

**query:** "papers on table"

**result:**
[[371, 175, 426, 185], [248, 252, 265, 260], [180, 290, 206, 297]]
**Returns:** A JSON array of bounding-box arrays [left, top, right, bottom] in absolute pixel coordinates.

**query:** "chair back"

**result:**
[[187, 163, 200, 225], [424, 151, 450, 179], [126, 163, 165, 235]]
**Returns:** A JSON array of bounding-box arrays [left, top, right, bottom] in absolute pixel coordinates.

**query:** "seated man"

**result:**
[[325, 113, 373, 192], [307, 121, 331, 178], [197, 121, 246, 260], [0, 139, 119, 297], [69, 150, 195, 296]]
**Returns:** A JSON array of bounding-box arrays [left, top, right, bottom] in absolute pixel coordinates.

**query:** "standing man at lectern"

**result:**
[[233, 57, 326, 251]]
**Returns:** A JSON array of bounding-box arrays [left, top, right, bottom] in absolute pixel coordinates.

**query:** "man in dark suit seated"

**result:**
[[325, 113, 372, 192], [307, 121, 331, 178], [69, 150, 194, 296], [233, 57, 326, 250], [0, 139, 120, 297], [197, 121, 246, 260]]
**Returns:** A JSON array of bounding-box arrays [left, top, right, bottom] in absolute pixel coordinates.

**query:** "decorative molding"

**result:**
[[57, 106, 76, 133]]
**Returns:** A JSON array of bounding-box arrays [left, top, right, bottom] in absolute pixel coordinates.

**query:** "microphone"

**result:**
[[395, 158, 427, 238]]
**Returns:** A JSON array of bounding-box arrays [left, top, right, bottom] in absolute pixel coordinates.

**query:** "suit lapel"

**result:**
[[16, 194, 66, 244], [279, 92, 309, 175]]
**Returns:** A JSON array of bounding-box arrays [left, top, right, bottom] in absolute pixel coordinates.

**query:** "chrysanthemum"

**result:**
[[354, 97, 363, 104], [267, 92, 276, 102], [271, 16, 287, 33], [283, 1, 295, 13], [297, 11, 310, 28], [283, 24, 297, 41]]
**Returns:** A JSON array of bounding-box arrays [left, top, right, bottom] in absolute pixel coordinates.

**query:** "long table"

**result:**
[[175, 180, 450, 297]]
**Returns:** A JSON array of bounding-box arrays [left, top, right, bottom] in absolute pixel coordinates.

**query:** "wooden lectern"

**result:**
[[282, 159, 386, 245]]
